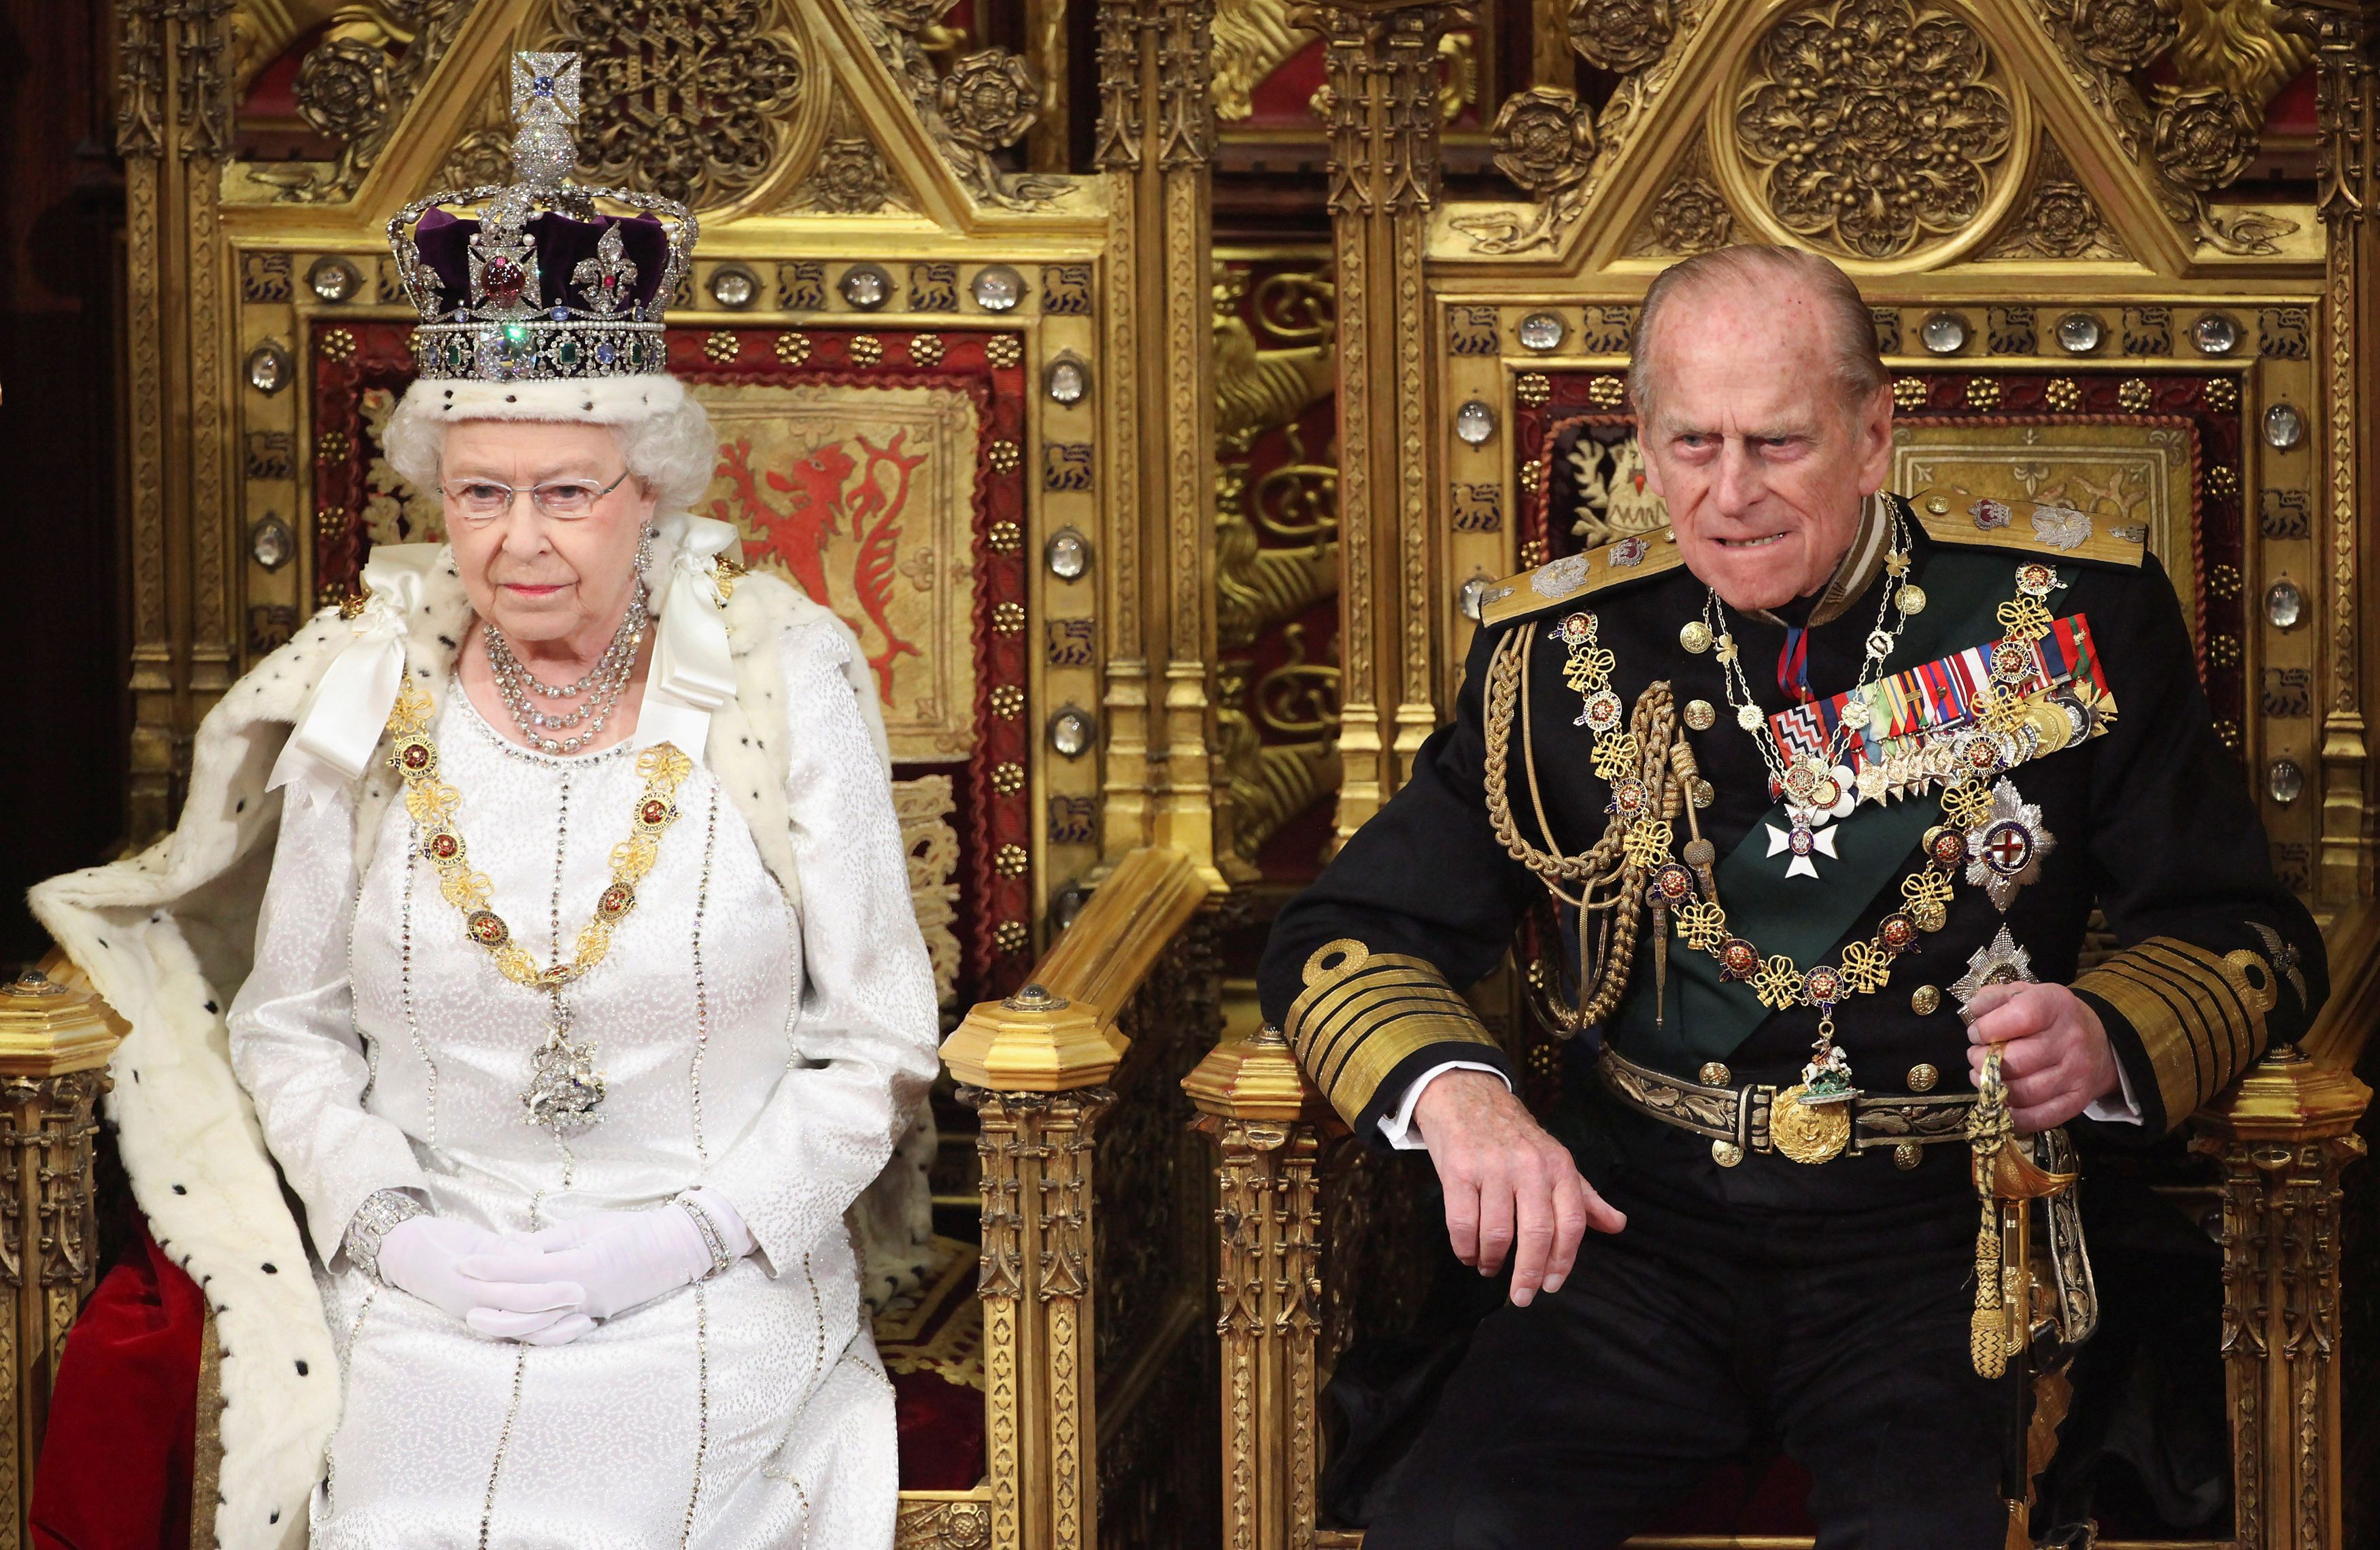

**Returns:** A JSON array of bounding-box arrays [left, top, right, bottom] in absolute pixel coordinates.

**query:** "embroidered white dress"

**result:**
[[226, 618, 940, 1550]]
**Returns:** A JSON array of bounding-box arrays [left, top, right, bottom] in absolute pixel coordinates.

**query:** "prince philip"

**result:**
[[1258, 246, 2324, 1547]]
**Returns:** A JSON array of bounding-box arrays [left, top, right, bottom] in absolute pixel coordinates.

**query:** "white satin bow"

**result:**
[[267, 546, 436, 798], [635, 512, 740, 765]]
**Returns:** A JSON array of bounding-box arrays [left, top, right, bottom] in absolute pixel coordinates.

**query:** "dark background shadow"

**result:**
[[0, 0, 126, 968]]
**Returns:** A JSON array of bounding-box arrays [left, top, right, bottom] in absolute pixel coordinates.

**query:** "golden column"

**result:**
[[1095, 0, 1226, 885], [114, 0, 237, 843], [2278, 1, 2380, 903], [0, 971, 122, 1546], [940, 847, 1211, 1550], [1294, 0, 1474, 844], [945, 988, 1122, 1550], [2193, 1041, 2370, 1550], [1183, 1028, 1331, 1550]]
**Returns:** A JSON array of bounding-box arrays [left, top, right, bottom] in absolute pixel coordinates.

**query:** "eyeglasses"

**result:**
[[438, 468, 632, 521]]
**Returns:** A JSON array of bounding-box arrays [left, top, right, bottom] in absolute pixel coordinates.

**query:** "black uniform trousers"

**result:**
[[1363, 1179, 2009, 1550]]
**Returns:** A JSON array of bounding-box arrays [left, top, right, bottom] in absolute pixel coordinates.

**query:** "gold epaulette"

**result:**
[[1284, 939, 1503, 1127], [1478, 527, 1687, 628], [1905, 485, 2147, 569]]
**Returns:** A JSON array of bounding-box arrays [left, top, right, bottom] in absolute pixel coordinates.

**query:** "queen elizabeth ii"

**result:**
[[31, 54, 938, 1549]]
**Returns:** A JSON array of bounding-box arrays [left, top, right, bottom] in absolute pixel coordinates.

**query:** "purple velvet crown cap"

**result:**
[[413, 207, 670, 314]]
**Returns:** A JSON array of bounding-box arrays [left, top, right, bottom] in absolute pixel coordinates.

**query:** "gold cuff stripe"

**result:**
[[2135, 941, 2262, 1075], [2074, 937, 2271, 1124], [1285, 940, 1499, 1124], [1302, 981, 1481, 1090], [2075, 964, 2210, 1124], [2077, 953, 2219, 1105]]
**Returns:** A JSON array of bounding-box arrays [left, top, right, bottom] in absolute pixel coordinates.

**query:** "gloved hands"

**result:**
[[458, 1190, 755, 1332], [375, 1216, 594, 1345]]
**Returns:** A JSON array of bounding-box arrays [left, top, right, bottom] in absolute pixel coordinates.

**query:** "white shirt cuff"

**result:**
[[2081, 1051, 2144, 1125], [1377, 1060, 1510, 1150]]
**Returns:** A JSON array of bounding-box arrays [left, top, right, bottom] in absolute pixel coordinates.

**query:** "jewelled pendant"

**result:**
[[1797, 1038, 1856, 1105], [523, 1001, 606, 1134]]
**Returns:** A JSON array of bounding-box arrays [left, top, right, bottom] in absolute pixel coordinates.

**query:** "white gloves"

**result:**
[[374, 1216, 595, 1346], [458, 1189, 756, 1330]]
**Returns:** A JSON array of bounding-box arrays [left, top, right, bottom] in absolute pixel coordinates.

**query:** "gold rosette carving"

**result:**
[[1726, 0, 2024, 264]]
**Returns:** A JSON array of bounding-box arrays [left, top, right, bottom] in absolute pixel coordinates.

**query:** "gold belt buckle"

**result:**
[[1771, 1082, 1854, 1164]]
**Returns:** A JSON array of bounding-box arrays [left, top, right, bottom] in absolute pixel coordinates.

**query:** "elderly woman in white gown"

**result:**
[[32, 58, 938, 1550], [241, 397, 934, 1548]]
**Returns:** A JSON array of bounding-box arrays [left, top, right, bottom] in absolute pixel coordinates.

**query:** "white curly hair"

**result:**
[[381, 374, 716, 517]]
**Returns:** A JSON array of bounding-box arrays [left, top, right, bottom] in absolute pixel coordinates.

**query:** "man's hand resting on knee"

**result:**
[[1410, 1070, 1627, 1307]]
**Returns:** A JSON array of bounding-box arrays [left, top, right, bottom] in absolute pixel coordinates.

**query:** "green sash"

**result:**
[[1609, 547, 2013, 1070]]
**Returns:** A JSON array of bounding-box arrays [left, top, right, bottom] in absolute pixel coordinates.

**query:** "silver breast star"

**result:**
[[1965, 777, 2056, 911], [1951, 926, 2037, 1007]]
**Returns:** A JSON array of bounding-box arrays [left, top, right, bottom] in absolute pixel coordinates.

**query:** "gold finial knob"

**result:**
[[1183, 1025, 1312, 1120], [0, 966, 120, 1077], [942, 981, 1119, 1090], [1001, 982, 1072, 1012]]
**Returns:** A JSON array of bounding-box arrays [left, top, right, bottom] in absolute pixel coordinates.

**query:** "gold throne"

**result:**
[[14, 3, 1241, 1548], [1185, 2, 2380, 1547], [13, 3, 2380, 1548]]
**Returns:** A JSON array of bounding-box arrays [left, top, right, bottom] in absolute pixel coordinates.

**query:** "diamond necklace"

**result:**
[[1702, 505, 1920, 824], [484, 586, 649, 755]]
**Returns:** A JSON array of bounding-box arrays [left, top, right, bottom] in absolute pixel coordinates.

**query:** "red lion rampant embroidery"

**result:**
[[710, 432, 928, 701]]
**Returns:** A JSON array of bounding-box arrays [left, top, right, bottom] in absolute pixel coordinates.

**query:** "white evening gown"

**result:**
[[226, 618, 940, 1549]]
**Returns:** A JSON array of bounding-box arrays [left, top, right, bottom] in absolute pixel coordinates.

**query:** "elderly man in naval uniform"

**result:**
[[1258, 244, 2324, 1549]]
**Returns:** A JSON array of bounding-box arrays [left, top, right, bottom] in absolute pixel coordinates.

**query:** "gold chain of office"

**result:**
[[1480, 562, 2071, 1078]]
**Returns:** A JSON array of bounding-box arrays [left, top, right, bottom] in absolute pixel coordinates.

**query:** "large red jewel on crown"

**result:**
[[481, 255, 528, 307]]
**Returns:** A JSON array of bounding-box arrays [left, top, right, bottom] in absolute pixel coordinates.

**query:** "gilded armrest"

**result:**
[[942, 847, 1214, 1092], [934, 847, 1219, 1550], [2183, 901, 2377, 1550]]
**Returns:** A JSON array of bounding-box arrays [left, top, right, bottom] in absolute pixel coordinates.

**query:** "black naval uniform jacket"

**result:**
[[1257, 491, 2328, 1217]]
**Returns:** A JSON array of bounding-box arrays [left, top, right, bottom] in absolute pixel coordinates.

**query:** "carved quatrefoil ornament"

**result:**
[[1721, 0, 2033, 266]]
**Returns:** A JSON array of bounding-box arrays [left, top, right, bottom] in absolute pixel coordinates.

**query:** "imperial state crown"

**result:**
[[386, 52, 696, 385]]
